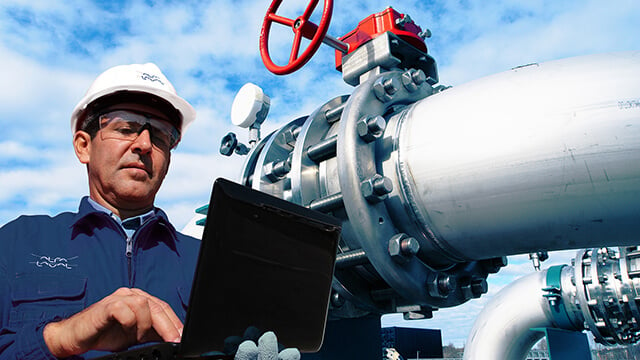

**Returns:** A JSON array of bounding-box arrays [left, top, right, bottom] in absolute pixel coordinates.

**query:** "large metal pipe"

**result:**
[[397, 51, 640, 261], [208, 51, 640, 317]]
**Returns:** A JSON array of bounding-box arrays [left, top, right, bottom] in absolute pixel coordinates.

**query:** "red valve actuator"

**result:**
[[335, 7, 428, 72]]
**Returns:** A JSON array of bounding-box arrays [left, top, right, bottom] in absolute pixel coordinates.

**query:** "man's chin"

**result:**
[[114, 187, 157, 207]]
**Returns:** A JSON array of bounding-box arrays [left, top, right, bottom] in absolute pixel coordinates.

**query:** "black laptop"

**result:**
[[96, 178, 341, 359]]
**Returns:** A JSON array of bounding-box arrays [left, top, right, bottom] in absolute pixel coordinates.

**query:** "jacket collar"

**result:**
[[72, 196, 172, 224], [70, 197, 179, 251]]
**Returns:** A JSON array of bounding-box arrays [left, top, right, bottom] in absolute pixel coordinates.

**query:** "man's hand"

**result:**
[[43, 287, 183, 357]]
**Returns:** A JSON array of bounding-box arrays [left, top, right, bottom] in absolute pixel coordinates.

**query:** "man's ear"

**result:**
[[73, 131, 92, 164]]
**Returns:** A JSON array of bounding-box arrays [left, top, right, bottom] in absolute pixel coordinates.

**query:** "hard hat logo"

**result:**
[[70, 63, 196, 137], [141, 72, 165, 85]]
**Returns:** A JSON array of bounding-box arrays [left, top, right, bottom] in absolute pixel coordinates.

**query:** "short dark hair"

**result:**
[[80, 113, 101, 138]]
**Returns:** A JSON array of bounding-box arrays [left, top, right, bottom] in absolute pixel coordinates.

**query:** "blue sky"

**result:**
[[1, 0, 639, 348]]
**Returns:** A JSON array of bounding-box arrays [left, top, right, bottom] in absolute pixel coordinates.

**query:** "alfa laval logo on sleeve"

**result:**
[[140, 72, 165, 85], [29, 254, 78, 269]]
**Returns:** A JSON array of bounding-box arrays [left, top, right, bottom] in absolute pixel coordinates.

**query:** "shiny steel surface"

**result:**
[[399, 51, 640, 260], [464, 270, 550, 360], [466, 246, 640, 358]]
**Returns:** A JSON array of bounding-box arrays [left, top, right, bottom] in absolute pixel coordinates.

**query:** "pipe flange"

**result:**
[[619, 246, 640, 330], [290, 95, 349, 206], [288, 95, 379, 313], [575, 248, 640, 345], [337, 69, 483, 308], [288, 95, 389, 313]]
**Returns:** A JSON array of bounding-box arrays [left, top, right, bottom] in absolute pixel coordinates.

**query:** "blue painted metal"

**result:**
[[531, 327, 591, 360]]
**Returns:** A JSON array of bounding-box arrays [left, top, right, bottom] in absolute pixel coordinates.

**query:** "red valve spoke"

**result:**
[[260, 0, 333, 75], [290, 31, 303, 62], [301, 0, 319, 21], [268, 13, 295, 27]]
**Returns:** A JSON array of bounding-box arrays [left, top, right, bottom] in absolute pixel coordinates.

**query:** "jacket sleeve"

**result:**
[[0, 218, 58, 360], [0, 317, 58, 360]]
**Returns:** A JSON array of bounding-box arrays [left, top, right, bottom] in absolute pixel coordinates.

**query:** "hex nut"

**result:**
[[470, 278, 488, 298], [357, 115, 386, 142], [280, 126, 299, 146], [401, 237, 420, 256], [373, 76, 399, 102], [483, 256, 508, 274], [428, 273, 457, 298], [263, 158, 291, 182], [438, 274, 457, 296], [356, 116, 372, 141], [401, 69, 427, 92], [389, 233, 419, 264], [361, 174, 393, 203]]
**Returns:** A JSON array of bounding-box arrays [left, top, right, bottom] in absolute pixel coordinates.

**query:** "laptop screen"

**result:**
[[180, 178, 341, 357]]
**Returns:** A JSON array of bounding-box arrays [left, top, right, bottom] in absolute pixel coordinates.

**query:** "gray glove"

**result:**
[[234, 331, 300, 360]]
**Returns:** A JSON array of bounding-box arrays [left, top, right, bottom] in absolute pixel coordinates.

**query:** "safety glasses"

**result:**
[[98, 110, 181, 150]]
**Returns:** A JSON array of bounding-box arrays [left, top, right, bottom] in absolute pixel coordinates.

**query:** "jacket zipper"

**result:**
[[126, 236, 133, 285]]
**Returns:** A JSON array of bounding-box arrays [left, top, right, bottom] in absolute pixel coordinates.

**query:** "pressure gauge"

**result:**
[[231, 83, 271, 128]]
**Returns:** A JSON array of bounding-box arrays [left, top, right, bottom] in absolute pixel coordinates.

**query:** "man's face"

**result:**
[[74, 104, 177, 214]]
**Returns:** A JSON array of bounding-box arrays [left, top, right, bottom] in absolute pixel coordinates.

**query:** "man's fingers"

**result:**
[[129, 288, 182, 325], [107, 298, 139, 330], [44, 287, 184, 357], [101, 288, 179, 343], [114, 295, 155, 341], [129, 288, 183, 342]]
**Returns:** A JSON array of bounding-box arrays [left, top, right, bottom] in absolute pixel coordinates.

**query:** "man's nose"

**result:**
[[132, 127, 153, 153]]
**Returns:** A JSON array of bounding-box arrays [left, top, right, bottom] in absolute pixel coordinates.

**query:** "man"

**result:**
[[0, 63, 297, 359]]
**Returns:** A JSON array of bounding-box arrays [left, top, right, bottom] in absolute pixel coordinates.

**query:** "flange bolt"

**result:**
[[373, 76, 399, 102], [361, 174, 393, 203], [389, 233, 420, 264], [401, 69, 427, 92], [357, 115, 387, 142], [428, 273, 457, 298]]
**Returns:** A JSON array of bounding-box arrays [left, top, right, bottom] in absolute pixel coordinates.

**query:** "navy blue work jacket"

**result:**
[[0, 197, 201, 359]]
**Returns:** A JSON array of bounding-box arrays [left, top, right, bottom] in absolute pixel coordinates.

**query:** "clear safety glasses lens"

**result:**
[[98, 110, 180, 149]]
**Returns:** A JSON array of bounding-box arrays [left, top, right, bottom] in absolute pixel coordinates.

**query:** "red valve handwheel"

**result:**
[[260, 0, 333, 75]]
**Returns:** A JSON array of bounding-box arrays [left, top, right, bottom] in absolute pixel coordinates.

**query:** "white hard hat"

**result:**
[[70, 63, 196, 135]]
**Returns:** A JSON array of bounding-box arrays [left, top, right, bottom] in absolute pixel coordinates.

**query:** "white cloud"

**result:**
[[0, 157, 86, 208], [0, 141, 37, 159], [0, 46, 88, 120]]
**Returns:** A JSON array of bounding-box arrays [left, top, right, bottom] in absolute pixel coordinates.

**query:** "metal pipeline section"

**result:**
[[397, 51, 640, 263], [217, 51, 640, 318], [465, 246, 640, 359], [464, 270, 552, 360]]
